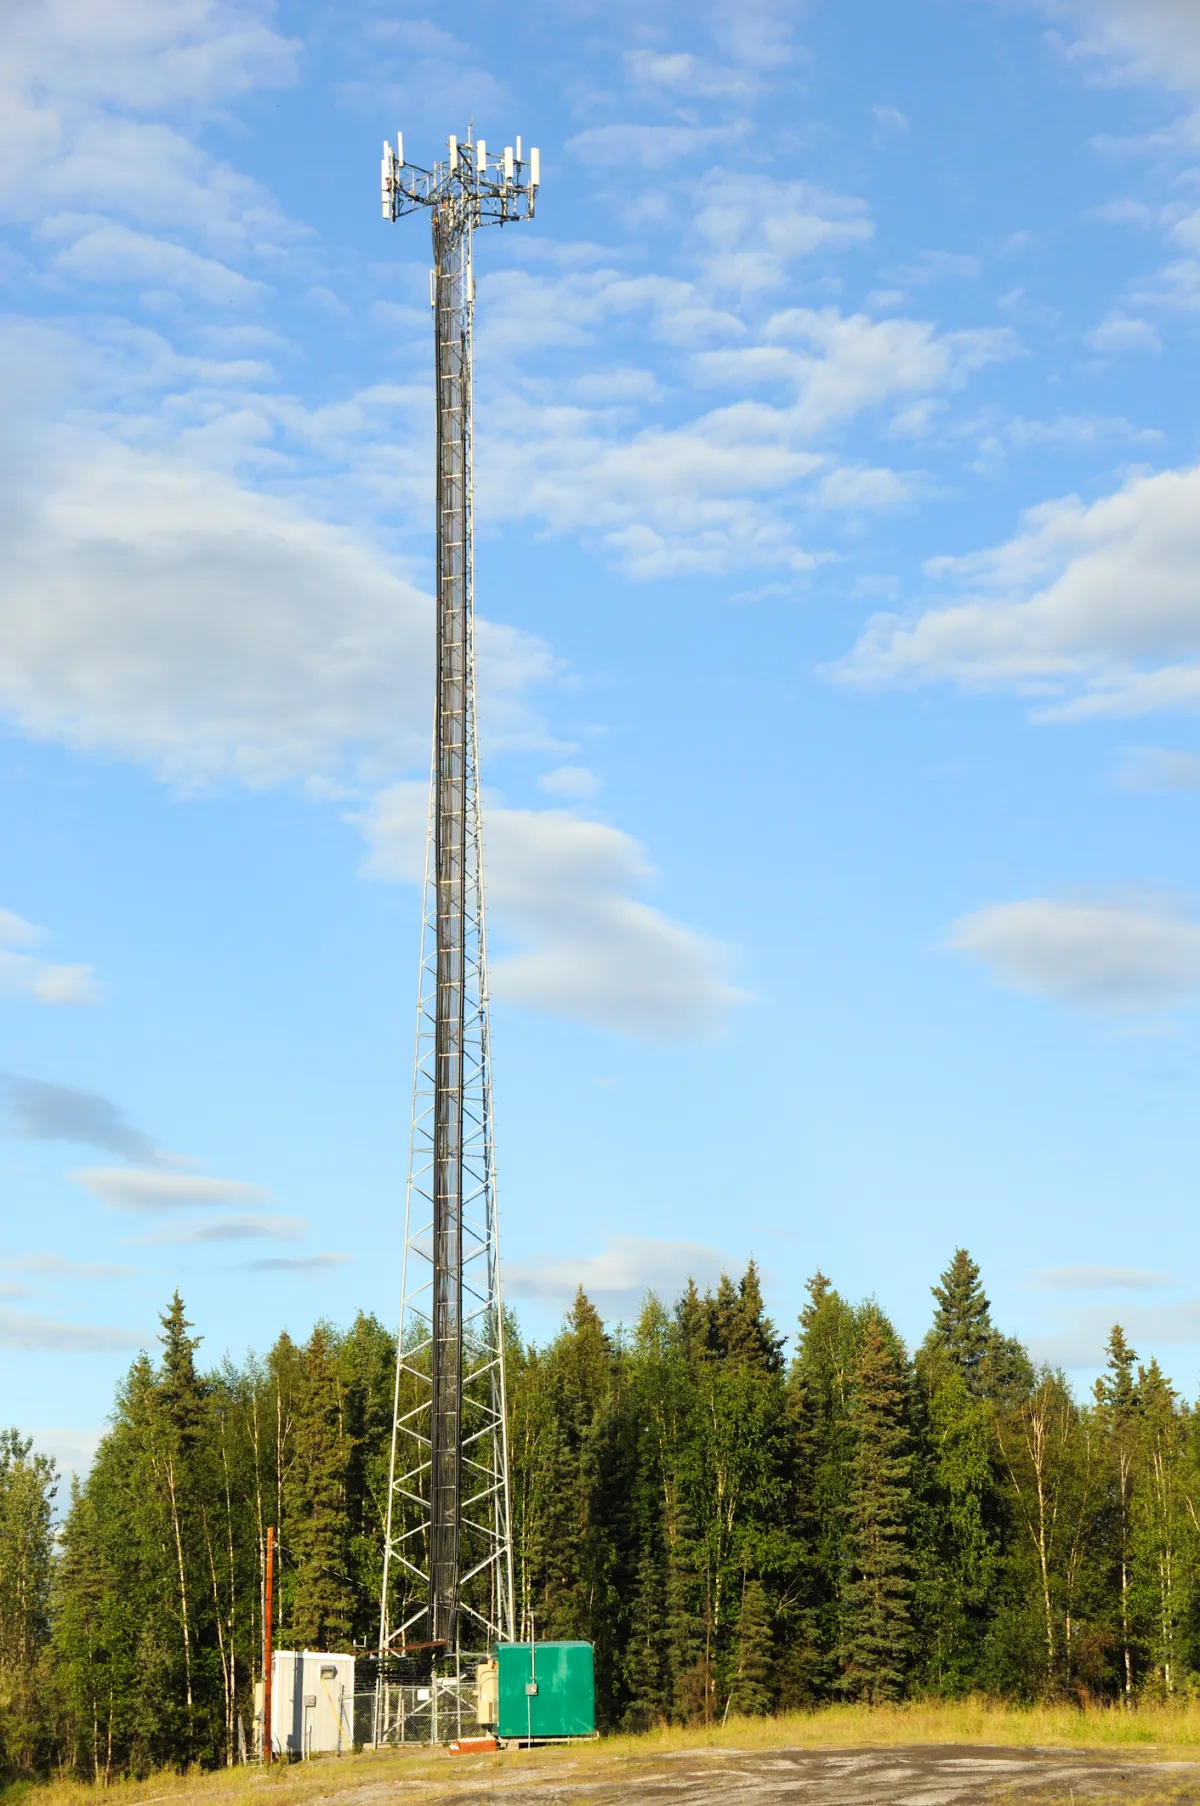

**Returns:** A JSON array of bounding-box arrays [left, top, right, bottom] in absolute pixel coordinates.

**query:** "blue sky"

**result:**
[[5, 0, 1200, 1475]]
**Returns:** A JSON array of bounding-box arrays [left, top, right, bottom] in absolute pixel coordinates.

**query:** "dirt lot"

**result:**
[[300, 1743, 1200, 1806]]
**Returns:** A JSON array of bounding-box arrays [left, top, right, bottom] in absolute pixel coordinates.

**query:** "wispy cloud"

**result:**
[[238, 1253, 351, 1273], [947, 897, 1200, 1011], [836, 464, 1200, 721], [537, 766, 601, 799], [72, 1168, 271, 1211], [1026, 1265, 1173, 1290], [0, 909, 99, 1008], [134, 1214, 307, 1244], [566, 124, 732, 170], [364, 786, 744, 1039], [505, 1234, 730, 1315], [1, 1074, 163, 1161], [0, 1310, 140, 1353], [0, 1253, 135, 1282]]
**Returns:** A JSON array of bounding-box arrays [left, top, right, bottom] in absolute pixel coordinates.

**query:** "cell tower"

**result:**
[[374, 130, 539, 1712]]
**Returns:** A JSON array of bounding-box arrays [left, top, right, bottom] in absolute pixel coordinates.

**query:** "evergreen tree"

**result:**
[[910, 1353, 999, 1694], [928, 1251, 993, 1391], [787, 1272, 861, 1694], [726, 1578, 774, 1717], [337, 1312, 400, 1643], [838, 1309, 913, 1702], [0, 1431, 56, 1775], [1094, 1326, 1140, 1700], [707, 1263, 785, 1373], [283, 1325, 354, 1649], [33, 1270, 1200, 1774]]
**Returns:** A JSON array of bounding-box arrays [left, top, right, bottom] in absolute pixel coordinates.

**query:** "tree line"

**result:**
[[3, 1251, 1200, 1777]]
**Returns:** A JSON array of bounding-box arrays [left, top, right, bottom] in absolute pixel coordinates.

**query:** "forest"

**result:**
[[2, 1250, 1199, 1779]]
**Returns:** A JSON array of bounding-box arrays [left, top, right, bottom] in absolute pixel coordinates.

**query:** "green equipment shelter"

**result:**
[[495, 1641, 595, 1741]]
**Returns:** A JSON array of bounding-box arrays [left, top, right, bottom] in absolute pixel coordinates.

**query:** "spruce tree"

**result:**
[[1131, 1359, 1187, 1696], [725, 1577, 774, 1716], [787, 1272, 861, 1693], [149, 1295, 214, 1759], [709, 1263, 786, 1373], [929, 1250, 993, 1389], [1094, 1326, 1140, 1700], [283, 1325, 354, 1649], [839, 1308, 913, 1702], [0, 1431, 56, 1774], [622, 1544, 671, 1727]]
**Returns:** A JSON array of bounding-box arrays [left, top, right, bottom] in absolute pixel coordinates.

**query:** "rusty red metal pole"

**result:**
[[263, 1527, 275, 1765]]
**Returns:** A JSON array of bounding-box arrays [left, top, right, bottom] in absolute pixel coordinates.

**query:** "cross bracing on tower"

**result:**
[[374, 129, 539, 1718]]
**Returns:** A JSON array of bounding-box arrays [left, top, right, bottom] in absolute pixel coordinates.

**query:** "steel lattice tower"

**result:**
[[375, 130, 539, 1692]]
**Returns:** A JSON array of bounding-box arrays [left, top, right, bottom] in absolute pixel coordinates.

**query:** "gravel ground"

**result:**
[[305, 1744, 1200, 1806]]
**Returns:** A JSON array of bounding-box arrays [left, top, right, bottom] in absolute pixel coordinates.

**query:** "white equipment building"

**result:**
[[255, 1651, 354, 1759]]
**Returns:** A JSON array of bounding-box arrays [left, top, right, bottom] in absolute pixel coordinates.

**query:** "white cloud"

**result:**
[[566, 125, 730, 169], [0, 401, 552, 782], [0, 909, 38, 948], [1085, 313, 1162, 352], [947, 897, 1200, 1010], [1052, 0, 1200, 92], [0, 1310, 139, 1353], [1, 1254, 134, 1281], [0, 2, 301, 281], [46, 219, 266, 305], [699, 309, 1019, 436], [24, 964, 100, 1005], [1027, 1265, 1173, 1289], [1130, 256, 1200, 311], [0, 909, 98, 1007], [478, 289, 1011, 577], [837, 464, 1200, 720], [693, 174, 873, 293], [0, 0, 298, 114], [504, 1233, 729, 1315], [538, 766, 601, 799], [624, 49, 756, 99], [72, 1167, 271, 1210], [240, 1253, 351, 1273], [364, 787, 743, 1039], [814, 464, 914, 509]]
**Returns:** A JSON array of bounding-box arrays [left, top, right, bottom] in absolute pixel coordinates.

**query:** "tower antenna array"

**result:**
[[375, 130, 539, 1701]]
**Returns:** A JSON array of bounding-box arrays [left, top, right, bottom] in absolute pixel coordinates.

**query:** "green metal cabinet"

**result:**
[[495, 1641, 595, 1741]]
